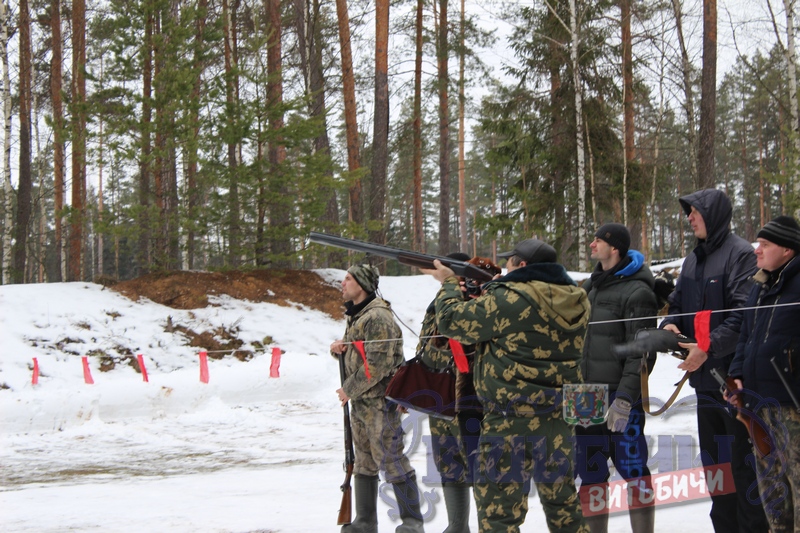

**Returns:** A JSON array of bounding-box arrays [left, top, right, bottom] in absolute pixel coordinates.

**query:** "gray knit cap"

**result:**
[[347, 264, 380, 293], [757, 215, 800, 252]]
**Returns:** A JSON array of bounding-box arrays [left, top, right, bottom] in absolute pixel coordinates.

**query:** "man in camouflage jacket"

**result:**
[[422, 240, 590, 533], [331, 264, 425, 533], [417, 254, 500, 533]]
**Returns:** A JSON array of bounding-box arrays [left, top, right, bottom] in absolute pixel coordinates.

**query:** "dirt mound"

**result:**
[[112, 270, 344, 320]]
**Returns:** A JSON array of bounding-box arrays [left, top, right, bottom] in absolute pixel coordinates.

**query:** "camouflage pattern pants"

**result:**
[[755, 405, 800, 532], [430, 416, 468, 484], [350, 396, 414, 482], [474, 412, 588, 533]]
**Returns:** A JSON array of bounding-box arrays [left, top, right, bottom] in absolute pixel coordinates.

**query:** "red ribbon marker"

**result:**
[[270, 347, 281, 378], [199, 351, 210, 383], [448, 339, 470, 373], [32, 357, 39, 385], [82, 356, 95, 384], [694, 310, 712, 353], [353, 340, 371, 380], [137, 354, 149, 382]]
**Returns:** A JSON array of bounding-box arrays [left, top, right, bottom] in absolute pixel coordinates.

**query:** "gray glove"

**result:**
[[607, 399, 631, 432]]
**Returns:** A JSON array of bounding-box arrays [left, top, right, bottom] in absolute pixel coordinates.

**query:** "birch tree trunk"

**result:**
[[781, 0, 800, 210], [569, 0, 588, 272], [223, 0, 241, 266], [1, 0, 11, 284], [412, 0, 424, 251]]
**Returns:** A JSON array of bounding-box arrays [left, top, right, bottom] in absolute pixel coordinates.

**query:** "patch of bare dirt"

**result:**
[[111, 270, 344, 320]]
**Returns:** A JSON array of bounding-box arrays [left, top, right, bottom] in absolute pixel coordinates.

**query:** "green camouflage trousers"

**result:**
[[474, 412, 588, 533], [430, 416, 469, 484], [350, 396, 414, 482], [755, 405, 800, 532]]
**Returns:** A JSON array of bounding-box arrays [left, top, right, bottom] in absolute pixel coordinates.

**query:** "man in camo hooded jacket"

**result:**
[[422, 240, 590, 533]]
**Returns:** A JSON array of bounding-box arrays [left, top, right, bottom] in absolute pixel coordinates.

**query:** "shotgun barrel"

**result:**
[[308, 232, 496, 282]]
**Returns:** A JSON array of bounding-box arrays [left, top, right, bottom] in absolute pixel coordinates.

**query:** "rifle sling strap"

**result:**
[[640, 356, 691, 416]]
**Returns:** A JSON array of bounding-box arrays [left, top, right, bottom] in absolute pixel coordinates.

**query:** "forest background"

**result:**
[[0, 0, 795, 284]]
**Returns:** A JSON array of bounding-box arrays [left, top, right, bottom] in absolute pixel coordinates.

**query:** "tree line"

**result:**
[[1, 0, 797, 284]]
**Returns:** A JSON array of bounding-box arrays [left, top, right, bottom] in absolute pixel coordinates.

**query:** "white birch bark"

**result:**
[[1, 1, 11, 284]]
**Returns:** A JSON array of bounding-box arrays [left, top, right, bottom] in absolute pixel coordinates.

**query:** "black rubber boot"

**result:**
[[392, 474, 425, 533], [442, 483, 470, 533], [342, 474, 379, 533]]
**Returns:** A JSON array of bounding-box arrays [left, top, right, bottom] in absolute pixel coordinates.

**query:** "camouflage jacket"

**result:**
[[337, 295, 404, 400], [433, 263, 590, 417], [417, 300, 457, 370]]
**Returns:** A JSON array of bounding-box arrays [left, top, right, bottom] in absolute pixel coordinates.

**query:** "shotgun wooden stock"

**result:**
[[308, 232, 495, 282], [710, 367, 773, 458], [337, 353, 355, 525]]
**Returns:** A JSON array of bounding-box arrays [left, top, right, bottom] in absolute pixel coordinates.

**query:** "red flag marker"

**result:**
[[137, 354, 149, 382], [270, 347, 281, 378], [32, 357, 39, 385], [199, 351, 209, 383], [694, 310, 712, 353], [448, 339, 470, 373], [82, 356, 95, 384], [353, 340, 371, 379]]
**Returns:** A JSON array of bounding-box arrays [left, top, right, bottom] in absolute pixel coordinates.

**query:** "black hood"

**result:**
[[491, 262, 577, 287], [679, 188, 732, 253]]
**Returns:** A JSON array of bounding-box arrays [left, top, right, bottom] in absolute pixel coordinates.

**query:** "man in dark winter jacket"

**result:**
[[331, 265, 425, 533], [422, 239, 590, 533], [660, 189, 768, 532], [728, 215, 800, 531], [574, 223, 658, 533]]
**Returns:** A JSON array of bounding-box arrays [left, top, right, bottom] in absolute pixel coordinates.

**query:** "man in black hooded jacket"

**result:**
[[660, 189, 768, 532]]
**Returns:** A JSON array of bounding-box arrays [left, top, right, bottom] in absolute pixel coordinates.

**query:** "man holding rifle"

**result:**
[[331, 264, 425, 533], [728, 215, 800, 531], [422, 239, 590, 533]]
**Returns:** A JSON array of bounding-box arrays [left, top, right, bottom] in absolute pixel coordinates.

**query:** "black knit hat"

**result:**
[[595, 223, 631, 256], [347, 264, 380, 293], [757, 215, 800, 252], [497, 239, 557, 264]]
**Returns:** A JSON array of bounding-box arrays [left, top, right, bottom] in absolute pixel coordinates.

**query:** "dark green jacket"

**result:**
[[581, 250, 658, 401], [433, 263, 590, 417]]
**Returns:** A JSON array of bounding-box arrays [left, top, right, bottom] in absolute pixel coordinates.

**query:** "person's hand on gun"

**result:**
[[723, 378, 745, 408], [336, 387, 350, 407], [331, 339, 346, 355], [662, 324, 708, 372], [420, 259, 456, 283]]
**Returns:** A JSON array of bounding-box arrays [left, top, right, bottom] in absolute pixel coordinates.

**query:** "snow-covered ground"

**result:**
[[1, 263, 719, 532]]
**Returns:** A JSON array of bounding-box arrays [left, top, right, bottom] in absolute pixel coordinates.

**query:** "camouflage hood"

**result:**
[[486, 263, 589, 333]]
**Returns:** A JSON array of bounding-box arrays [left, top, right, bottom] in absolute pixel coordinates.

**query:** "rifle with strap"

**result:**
[[613, 328, 694, 416], [308, 232, 495, 282], [337, 354, 355, 525]]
